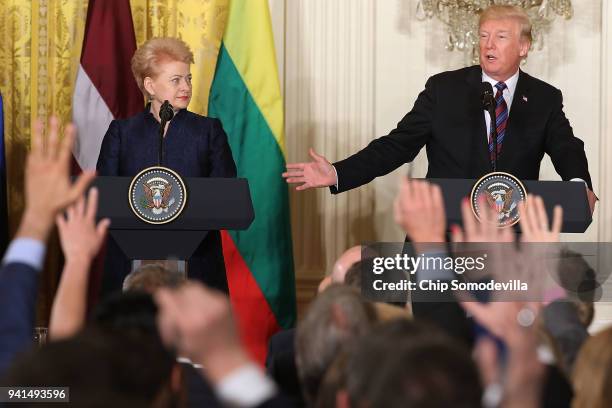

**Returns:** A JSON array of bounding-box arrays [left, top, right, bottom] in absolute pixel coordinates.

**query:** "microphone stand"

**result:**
[[481, 84, 498, 172], [158, 119, 165, 166]]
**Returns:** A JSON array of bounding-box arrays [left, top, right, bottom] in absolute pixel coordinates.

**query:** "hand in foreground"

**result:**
[[18, 116, 96, 241], [155, 282, 251, 384], [394, 178, 446, 243], [56, 187, 110, 263], [518, 194, 562, 243], [282, 148, 336, 190], [472, 303, 545, 408], [451, 196, 514, 244]]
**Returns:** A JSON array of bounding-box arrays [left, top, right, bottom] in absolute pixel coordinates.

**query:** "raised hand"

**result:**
[[18, 116, 96, 241], [56, 188, 110, 263], [282, 148, 336, 190], [394, 178, 446, 243], [49, 187, 110, 340], [470, 302, 545, 408], [518, 194, 562, 243], [155, 282, 251, 384], [451, 196, 514, 243]]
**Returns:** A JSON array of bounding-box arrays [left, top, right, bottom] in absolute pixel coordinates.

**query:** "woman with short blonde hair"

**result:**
[[131, 37, 194, 99], [97, 37, 236, 296]]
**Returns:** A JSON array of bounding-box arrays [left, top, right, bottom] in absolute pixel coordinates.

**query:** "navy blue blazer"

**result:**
[[332, 66, 592, 192], [96, 108, 237, 294], [0, 262, 38, 377]]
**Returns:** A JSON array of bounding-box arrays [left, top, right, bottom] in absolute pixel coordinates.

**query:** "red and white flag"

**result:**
[[71, 0, 142, 305], [72, 0, 142, 170]]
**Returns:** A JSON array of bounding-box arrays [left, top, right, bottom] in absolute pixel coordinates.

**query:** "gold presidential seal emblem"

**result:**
[[470, 172, 527, 227], [128, 166, 187, 224]]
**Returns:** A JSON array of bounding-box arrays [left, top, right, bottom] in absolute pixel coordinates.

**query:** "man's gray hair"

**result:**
[[295, 284, 376, 405], [122, 264, 184, 292]]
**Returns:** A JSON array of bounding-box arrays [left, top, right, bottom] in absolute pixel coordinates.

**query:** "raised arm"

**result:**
[[49, 188, 109, 340]]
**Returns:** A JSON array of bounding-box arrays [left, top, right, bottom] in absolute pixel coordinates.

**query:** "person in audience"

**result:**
[[572, 326, 612, 408], [123, 263, 185, 292], [3, 327, 176, 407], [317, 245, 361, 293], [0, 117, 95, 376], [541, 299, 589, 378], [49, 187, 109, 340], [49, 203, 219, 407], [295, 284, 376, 405], [557, 249, 597, 327], [155, 281, 294, 407], [538, 250, 597, 379], [340, 319, 481, 408]]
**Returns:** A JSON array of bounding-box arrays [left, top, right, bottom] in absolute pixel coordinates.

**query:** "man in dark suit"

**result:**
[[282, 5, 596, 343], [0, 117, 95, 376], [282, 5, 596, 206]]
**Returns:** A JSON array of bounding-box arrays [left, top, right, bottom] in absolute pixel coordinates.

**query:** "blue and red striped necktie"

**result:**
[[489, 81, 508, 165]]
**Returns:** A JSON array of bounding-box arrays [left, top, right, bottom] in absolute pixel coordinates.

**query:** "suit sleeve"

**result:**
[[331, 76, 436, 194], [545, 89, 593, 190], [96, 120, 121, 176], [207, 118, 237, 178], [0, 262, 39, 376]]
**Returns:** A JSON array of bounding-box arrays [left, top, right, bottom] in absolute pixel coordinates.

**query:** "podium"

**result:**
[[426, 178, 592, 233], [92, 177, 254, 260]]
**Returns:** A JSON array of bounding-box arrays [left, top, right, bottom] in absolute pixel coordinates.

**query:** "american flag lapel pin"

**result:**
[[522, 95, 528, 102]]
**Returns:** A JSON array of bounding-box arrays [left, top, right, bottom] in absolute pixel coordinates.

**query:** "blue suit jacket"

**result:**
[[0, 262, 38, 376], [96, 108, 237, 294]]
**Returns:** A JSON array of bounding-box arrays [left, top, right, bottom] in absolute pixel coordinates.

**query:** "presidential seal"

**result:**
[[128, 166, 187, 224], [470, 172, 527, 227]]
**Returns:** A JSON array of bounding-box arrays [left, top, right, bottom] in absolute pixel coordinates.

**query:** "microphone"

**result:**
[[480, 82, 497, 171], [159, 100, 175, 122], [158, 100, 174, 165], [480, 82, 495, 113]]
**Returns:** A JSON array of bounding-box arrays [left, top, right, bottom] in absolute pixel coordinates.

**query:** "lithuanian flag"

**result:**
[[208, 0, 296, 363]]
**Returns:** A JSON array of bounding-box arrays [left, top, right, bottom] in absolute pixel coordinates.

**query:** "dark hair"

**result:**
[[557, 249, 598, 326], [344, 258, 370, 290], [2, 328, 173, 407], [92, 291, 160, 334], [345, 319, 481, 408]]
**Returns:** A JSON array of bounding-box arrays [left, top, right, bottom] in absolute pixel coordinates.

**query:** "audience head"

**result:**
[[557, 249, 597, 326], [3, 327, 176, 407], [122, 263, 184, 293], [131, 37, 194, 110], [572, 326, 612, 408], [296, 284, 376, 404], [331, 245, 362, 283], [343, 319, 481, 408]]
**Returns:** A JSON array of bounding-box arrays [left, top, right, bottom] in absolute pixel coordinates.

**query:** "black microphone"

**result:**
[[480, 82, 497, 171], [158, 100, 174, 165], [480, 82, 495, 113], [160, 100, 174, 122]]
